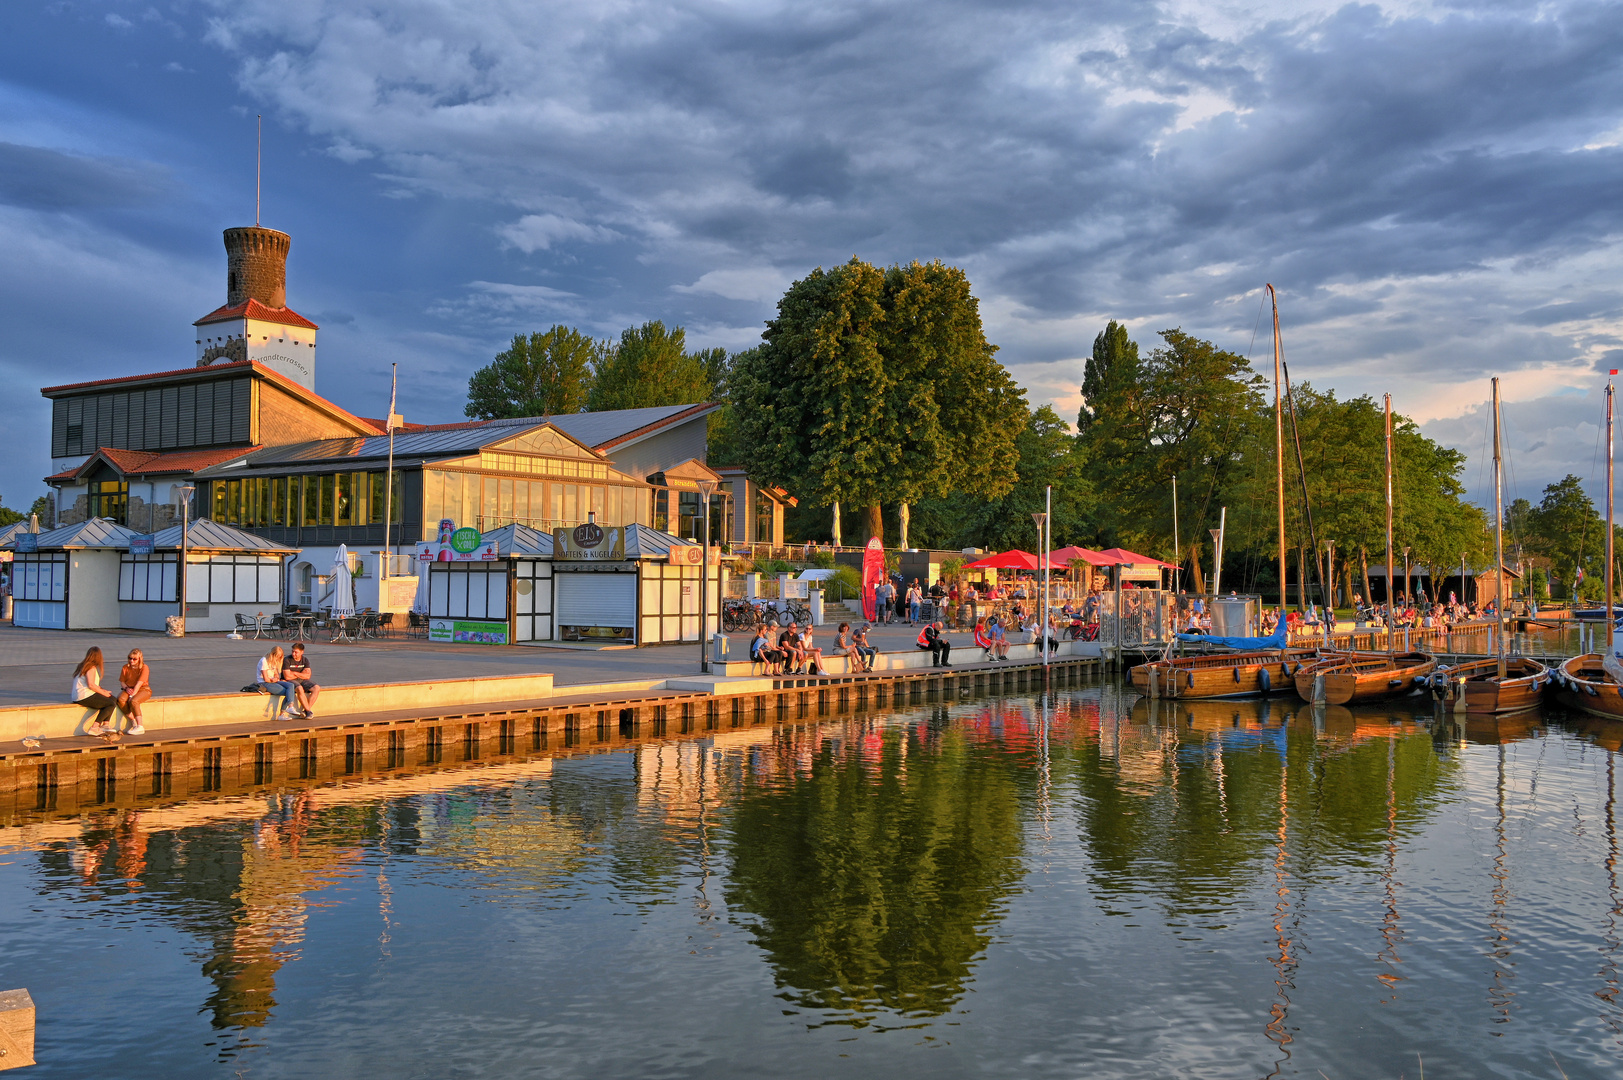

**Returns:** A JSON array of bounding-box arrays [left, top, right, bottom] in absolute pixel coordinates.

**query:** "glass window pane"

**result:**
[[302, 476, 318, 527], [499, 477, 514, 523], [563, 484, 577, 524], [320, 475, 335, 525], [334, 473, 351, 526], [513, 478, 528, 523], [592, 485, 605, 522], [482, 477, 497, 528]]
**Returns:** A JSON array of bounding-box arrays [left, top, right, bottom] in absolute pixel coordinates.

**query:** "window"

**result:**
[[88, 480, 129, 525], [653, 489, 669, 533], [755, 488, 775, 544], [119, 554, 179, 602]]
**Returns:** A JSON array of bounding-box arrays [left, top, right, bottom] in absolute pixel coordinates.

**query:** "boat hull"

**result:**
[[1554, 654, 1623, 720], [1430, 657, 1549, 714], [1293, 652, 1437, 705], [1129, 650, 1316, 699]]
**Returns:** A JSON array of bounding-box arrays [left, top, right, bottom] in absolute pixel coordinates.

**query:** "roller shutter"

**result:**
[[555, 572, 635, 628]]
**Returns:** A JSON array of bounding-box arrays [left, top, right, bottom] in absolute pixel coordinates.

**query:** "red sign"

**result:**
[[861, 537, 884, 622]]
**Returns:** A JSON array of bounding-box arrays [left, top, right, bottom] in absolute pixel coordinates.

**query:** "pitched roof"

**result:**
[[42, 360, 255, 396], [150, 518, 300, 554], [549, 402, 719, 451], [479, 522, 555, 558], [193, 298, 320, 330], [3, 518, 137, 550], [50, 446, 260, 483]]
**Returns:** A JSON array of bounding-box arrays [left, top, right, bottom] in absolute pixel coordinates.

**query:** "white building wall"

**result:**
[[196, 315, 317, 390], [67, 552, 122, 630]]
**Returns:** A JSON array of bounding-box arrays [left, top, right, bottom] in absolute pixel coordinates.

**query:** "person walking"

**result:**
[[116, 648, 152, 735], [917, 621, 952, 666], [256, 646, 302, 720], [72, 647, 119, 736], [907, 582, 923, 626]]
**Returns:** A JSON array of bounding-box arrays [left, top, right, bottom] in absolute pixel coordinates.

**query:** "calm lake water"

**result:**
[[4, 684, 1621, 1079]]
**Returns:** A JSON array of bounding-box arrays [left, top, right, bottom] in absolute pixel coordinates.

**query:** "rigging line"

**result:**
[[1247, 293, 1266, 364]]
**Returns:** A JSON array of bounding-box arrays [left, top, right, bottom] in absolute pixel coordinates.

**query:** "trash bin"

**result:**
[[711, 632, 729, 662]]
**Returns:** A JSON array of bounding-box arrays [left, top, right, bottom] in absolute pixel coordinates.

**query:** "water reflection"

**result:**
[[4, 686, 1623, 1078]]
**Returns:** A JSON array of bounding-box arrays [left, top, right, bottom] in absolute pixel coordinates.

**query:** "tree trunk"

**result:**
[[866, 504, 883, 545], [831, 501, 842, 548], [1360, 546, 1373, 609], [898, 502, 910, 550], [1187, 540, 1205, 595]]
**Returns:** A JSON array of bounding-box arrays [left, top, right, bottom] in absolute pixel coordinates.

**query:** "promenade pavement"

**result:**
[[0, 614, 964, 707]]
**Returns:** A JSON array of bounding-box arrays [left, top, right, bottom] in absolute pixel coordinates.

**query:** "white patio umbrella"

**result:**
[[329, 545, 355, 617], [412, 544, 430, 614]]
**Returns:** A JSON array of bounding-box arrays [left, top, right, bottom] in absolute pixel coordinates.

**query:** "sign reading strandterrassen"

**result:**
[[553, 521, 625, 561]]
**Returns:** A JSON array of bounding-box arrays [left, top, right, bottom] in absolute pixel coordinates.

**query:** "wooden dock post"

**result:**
[[0, 989, 34, 1069]]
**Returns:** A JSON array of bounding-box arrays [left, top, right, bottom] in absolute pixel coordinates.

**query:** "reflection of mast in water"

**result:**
[[1263, 741, 1298, 1077], [1375, 737, 1406, 1002], [1209, 721, 1230, 832], [1487, 742, 1515, 1023], [1037, 693, 1053, 858], [1598, 752, 1619, 1036]]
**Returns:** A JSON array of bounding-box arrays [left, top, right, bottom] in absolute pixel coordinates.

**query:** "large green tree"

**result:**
[[730, 258, 1026, 543], [1528, 475, 1606, 597], [464, 325, 598, 419], [587, 321, 717, 412]]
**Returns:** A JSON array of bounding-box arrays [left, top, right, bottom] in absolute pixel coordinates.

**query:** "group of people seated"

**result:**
[[750, 621, 879, 675]]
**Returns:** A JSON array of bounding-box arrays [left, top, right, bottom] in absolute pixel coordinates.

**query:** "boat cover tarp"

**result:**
[[1176, 625, 1289, 651]]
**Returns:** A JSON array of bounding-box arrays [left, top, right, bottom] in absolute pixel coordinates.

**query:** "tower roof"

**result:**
[[194, 297, 319, 330]]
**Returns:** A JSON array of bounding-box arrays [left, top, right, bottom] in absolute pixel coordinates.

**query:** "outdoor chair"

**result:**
[[330, 616, 361, 643], [234, 613, 261, 638], [375, 612, 395, 638]]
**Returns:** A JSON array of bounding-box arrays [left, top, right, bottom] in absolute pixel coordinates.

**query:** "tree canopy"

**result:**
[[730, 257, 1026, 542], [465, 325, 598, 420], [587, 321, 718, 412]]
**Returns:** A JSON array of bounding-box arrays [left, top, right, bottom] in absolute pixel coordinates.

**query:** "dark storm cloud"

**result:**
[[0, 142, 173, 211]]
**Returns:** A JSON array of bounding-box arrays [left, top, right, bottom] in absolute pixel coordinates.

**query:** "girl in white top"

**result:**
[[71, 646, 120, 736], [256, 646, 302, 719]]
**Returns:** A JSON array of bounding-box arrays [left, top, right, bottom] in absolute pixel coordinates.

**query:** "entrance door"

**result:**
[[554, 571, 635, 642], [513, 558, 553, 643]]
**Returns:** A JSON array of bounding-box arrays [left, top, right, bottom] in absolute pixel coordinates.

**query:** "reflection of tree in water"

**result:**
[[722, 715, 1027, 1025]]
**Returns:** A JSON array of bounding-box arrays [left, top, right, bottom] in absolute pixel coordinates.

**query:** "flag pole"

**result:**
[[383, 364, 399, 582]]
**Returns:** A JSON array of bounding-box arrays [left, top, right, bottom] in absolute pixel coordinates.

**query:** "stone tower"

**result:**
[[194, 225, 319, 391], [224, 226, 291, 308]]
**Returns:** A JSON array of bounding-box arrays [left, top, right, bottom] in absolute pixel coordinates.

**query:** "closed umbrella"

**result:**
[[412, 544, 430, 615], [329, 545, 355, 618]]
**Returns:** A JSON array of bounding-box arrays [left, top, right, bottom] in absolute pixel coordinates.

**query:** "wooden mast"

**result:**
[[1607, 381, 1615, 655], [1269, 285, 1287, 617], [1385, 394, 1396, 658], [1492, 378, 1506, 680]]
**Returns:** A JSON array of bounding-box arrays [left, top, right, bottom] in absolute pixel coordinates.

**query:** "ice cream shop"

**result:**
[[417, 516, 719, 647]]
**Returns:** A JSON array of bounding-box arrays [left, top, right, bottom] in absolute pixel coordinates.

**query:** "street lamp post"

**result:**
[[698, 479, 716, 673], [177, 484, 196, 636], [1032, 508, 1049, 668]]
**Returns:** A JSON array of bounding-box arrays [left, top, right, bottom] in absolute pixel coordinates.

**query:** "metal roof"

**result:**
[[549, 404, 705, 449], [4, 518, 137, 550], [624, 524, 698, 560], [150, 518, 300, 554], [0, 522, 31, 546], [479, 522, 555, 558]]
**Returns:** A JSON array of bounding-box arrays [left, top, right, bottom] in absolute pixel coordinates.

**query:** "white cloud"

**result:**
[[496, 213, 619, 252], [673, 268, 791, 304]]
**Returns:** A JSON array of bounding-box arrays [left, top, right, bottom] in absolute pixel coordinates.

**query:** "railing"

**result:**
[[473, 515, 589, 534]]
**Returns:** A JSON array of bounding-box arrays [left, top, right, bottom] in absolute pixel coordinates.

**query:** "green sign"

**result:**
[[428, 618, 508, 645], [450, 527, 483, 553]]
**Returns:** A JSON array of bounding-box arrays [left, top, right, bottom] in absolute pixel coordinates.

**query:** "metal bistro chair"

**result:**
[[330, 615, 362, 643], [375, 612, 395, 638], [234, 613, 261, 638], [408, 611, 430, 638], [358, 612, 380, 639]]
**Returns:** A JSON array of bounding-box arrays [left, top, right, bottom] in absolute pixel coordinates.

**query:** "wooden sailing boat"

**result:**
[[1433, 378, 1548, 713], [1556, 381, 1623, 720], [1294, 393, 1435, 703], [1131, 285, 1311, 699]]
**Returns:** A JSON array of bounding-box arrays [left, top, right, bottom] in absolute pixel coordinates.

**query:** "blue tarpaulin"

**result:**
[[1175, 625, 1289, 651]]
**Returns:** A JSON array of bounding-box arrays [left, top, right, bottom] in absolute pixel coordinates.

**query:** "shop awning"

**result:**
[[965, 550, 1038, 570]]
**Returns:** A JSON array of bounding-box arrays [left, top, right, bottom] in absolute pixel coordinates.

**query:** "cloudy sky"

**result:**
[[3, 0, 1621, 518]]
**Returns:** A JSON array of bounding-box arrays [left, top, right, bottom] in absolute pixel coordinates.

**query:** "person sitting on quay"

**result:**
[[852, 624, 878, 672], [917, 621, 952, 666], [778, 621, 806, 674], [72, 646, 120, 737], [283, 642, 321, 719], [116, 648, 152, 735], [988, 616, 1010, 658], [750, 625, 784, 674], [835, 622, 867, 673], [256, 645, 304, 720], [801, 625, 826, 674]]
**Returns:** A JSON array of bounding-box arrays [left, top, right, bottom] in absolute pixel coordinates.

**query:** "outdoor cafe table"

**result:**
[[283, 614, 316, 641]]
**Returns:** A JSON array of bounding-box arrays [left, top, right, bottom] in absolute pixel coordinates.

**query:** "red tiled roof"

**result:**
[[193, 298, 319, 330], [47, 445, 260, 484], [42, 360, 253, 395]]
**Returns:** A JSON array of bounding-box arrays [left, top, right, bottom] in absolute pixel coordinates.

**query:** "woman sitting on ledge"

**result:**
[[72, 647, 119, 737]]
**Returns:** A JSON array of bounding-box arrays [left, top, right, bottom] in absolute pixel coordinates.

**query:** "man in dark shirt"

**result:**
[[283, 642, 321, 718], [778, 621, 805, 673]]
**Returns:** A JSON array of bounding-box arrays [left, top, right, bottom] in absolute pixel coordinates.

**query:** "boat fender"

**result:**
[[1233, 666, 1242, 683], [1388, 678, 1405, 688], [1259, 669, 1272, 695], [1187, 671, 1195, 688], [1586, 683, 1599, 697]]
